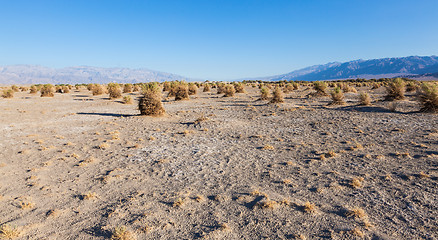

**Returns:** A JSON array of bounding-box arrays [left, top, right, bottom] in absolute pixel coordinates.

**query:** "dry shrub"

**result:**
[[123, 96, 133, 104], [174, 82, 189, 100], [371, 82, 381, 89], [87, 84, 94, 91], [345, 207, 367, 219], [406, 81, 418, 92], [223, 84, 235, 97], [188, 83, 198, 95], [20, 86, 29, 92], [11, 85, 19, 92], [217, 83, 225, 94], [234, 83, 245, 93], [313, 81, 328, 96], [0, 224, 20, 239], [163, 82, 171, 92], [139, 83, 165, 116], [123, 84, 133, 93], [418, 83, 438, 113], [133, 84, 140, 92], [108, 83, 122, 99], [330, 87, 345, 105], [303, 202, 317, 213], [260, 87, 270, 100], [283, 83, 294, 93], [62, 86, 70, 93], [203, 84, 211, 92], [385, 78, 405, 100], [270, 87, 284, 103], [92, 84, 105, 95], [30, 85, 38, 94], [359, 92, 371, 105], [2, 89, 14, 98], [111, 226, 136, 240], [40, 84, 54, 97]]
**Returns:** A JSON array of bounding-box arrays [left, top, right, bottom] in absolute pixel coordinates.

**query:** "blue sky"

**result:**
[[1, 0, 437, 80]]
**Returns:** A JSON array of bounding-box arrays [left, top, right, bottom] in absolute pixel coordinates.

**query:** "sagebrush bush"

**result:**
[[385, 78, 405, 100], [139, 83, 165, 116], [2, 89, 14, 98], [123, 95, 133, 104], [260, 87, 270, 100], [223, 84, 235, 97], [270, 87, 284, 103], [313, 81, 328, 96], [92, 84, 105, 95], [418, 83, 438, 113], [217, 83, 225, 94], [108, 83, 122, 99], [174, 82, 189, 100], [203, 84, 211, 92], [359, 92, 371, 106], [40, 84, 55, 97], [330, 87, 345, 105], [133, 84, 140, 92], [123, 84, 133, 93], [163, 82, 171, 92], [188, 83, 198, 95], [234, 83, 245, 93]]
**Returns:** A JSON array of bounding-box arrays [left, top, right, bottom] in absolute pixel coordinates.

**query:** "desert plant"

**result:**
[[139, 83, 165, 116], [2, 89, 14, 98], [234, 83, 245, 93], [188, 83, 198, 95], [40, 84, 55, 97], [418, 83, 438, 113], [108, 83, 122, 99], [123, 84, 133, 93], [385, 78, 405, 100], [217, 83, 226, 94], [0, 224, 20, 239], [11, 85, 19, 92], [260, 87, 270, 100], [62, 86, 70, 93], [20, 86, 29, 92], [92, 84, 105, 96], [133, 84, 140, 92], [30, 85, 38, 94], [270, 87, 284, 103], [359, 92, 371, 106], [313, 81, 328, 96], [111, 226, 136, 240], [123, 95, 133, 104], [174, 82, 189, 100], [406, 82, 418, 92], [163, 82, 171, 92], [203, 83, 211, 92], [330, 87, 345, 105], [223, 84, 235, 97]]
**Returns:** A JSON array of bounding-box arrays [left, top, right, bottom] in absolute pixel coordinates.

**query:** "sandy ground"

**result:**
[[0, 85, 437, 240]]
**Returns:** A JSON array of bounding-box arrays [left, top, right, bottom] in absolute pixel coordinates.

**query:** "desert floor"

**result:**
[[0, 85, 437, 240]]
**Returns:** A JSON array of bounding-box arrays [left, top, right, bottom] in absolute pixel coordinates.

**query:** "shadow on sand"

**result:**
[[77, 112, 138, 117]]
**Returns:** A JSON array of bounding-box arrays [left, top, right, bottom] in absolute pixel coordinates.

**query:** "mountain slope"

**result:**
[[258, 56, 438, 81], [0, 65, 195, 85]]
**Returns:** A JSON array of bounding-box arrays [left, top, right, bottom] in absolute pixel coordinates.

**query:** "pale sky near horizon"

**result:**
[[1, 0, 437, 80]]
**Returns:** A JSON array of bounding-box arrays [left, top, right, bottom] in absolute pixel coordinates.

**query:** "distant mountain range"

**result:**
[[0, 65, 197, 85], [1, 55, 438, 85], [253, 55, 438, 81]]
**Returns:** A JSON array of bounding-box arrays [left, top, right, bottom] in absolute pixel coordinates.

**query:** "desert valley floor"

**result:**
[[0, 85, 437, 239]]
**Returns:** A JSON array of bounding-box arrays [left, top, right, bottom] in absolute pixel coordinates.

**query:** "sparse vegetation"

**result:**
[[359, 92, 371, 105], [108, 83, 122, 99], [418, 83, 438, 113], [40, 84, 55, 97], [123, 96, 133, 104], [385, 78, 405, 100], [111, 226, 136, 240], [2, 89, 14, 98], [270, 87, 284, 103], [330, 87, 345, 105], [0, 224, 20, 239], [223, 84, 235, 97], [139, 83, 165, 116], [260, 87, 270, 100]]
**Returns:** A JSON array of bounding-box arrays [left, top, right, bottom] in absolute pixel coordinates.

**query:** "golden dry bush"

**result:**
[[111, 226, 136, 240], [0, 224, 20, 239], [260, 87, 270, 100], [11, 85, 19, 92], [418, 83, 438, 113], [2, 89, 14, 98], [108, 83, 122, 99], [123, 84, 133, 93], [203, 83, 211, 92], [62, 86, 70, 93], [174, 82, 189, 100], [138, 83, 165, 116], [385, 78, 405, 100], [270, 87, 284, 103], [313, 81, 328, 96], [163, 81, 171, 91], [30, 85, 38, 94], [359, 92, 371, 105], [330, 87, 345, 105], [406, 81, 418, 92], [303, 202, 317, 213], [173, 198, 185, 207], [82, 191, 98, 200], [256, 200, 278, 209], [123, 96, 133, 104], [351, 177, 364, 189], [133, 84, 140, 92], [40, 84, 55, 97], [345, 207, 367, 219], [92, 84, 105, 95], [223, 84, 236, 97], [188, 83, 198, 95], [234, 82, 245, 93]]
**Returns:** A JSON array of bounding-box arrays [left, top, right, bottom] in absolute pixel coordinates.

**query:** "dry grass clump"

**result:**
[[330, 87, 345, 105], [173, 82, 189, 101], [30, 85, 38, 94], [0, 224, 20, 239], [313, 81, 328, 96], [359, 92, 371, 105], [349, 227, 364, 237], [111, 226, 136, 240], [303, 202, 317, 213], [385, 78, 405, 100], [188, 83, 198, 95], [123, 84, 133, 93], [123, 96, 133, 104], [108, 83, 122, 99], [139, 83, 165, 116], [40, 84, 55, 97], [406, 81, 419, 92], [62, 86, 70, 93], [270, 87, 284, 103], [203, 84, 211, 92], [173, 198, 185, 207], [351, 177, 364, 189], [418, 83, 438, 113], [260, 87, 270, 100], [92, 84, 105, 95], [223, 84, 235, 97], [345, 207, 367, 219], [82, 192, 98, 200], [234, 83, 245, 93], [11, 85, 19, 92], [256, 200, 278, 209], [262, 145, 274, 150], [18, 199, 35, 209], [2, 89, 14, 98]]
